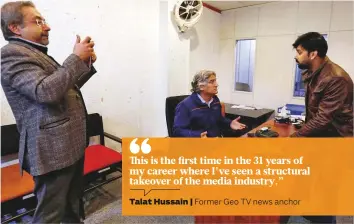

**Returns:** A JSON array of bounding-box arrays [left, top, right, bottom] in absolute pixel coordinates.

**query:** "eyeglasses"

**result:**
[[34, 19, 48, 27]]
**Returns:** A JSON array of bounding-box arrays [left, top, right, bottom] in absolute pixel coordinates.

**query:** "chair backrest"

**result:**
[[1, 124, 20, 156], [87, 113, 105, 145], [165, 95, 189, 137], [221, 102, 226, 117], [0, 114, 105, 156]]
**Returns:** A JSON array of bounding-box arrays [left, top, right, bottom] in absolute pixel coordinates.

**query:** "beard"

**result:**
[[296, 59, 310, 70], [298, 63, 310, 70]]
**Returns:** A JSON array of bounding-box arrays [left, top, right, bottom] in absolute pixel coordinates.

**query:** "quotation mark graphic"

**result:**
[[130, 138, 151, 154]]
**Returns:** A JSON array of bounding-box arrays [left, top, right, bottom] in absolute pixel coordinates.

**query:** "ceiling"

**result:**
[[203, 1, 273, 11]]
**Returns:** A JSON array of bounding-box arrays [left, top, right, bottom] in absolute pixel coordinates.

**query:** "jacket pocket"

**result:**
[[309, 86, 325, 108], [40, 117, 70, 130]]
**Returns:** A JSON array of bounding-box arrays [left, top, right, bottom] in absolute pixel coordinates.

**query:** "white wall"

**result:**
[[0, 0, 167, 141], [0, 0, 221, 140], [2, 1, 351, 137], [167, 0, 190, 96], [168, 5, 221, 96], [189, 7, 221, 86], [218, 1, 354, 110]]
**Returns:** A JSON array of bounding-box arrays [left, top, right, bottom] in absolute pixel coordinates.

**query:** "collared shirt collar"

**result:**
[[197, 93, 213, 107]]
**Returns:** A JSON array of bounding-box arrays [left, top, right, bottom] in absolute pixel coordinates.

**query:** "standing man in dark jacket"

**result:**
[[291, 32, 353, 138], [1, 1, 97, 223], [173, 70, 246, 137], [283, 32, 353, 224]]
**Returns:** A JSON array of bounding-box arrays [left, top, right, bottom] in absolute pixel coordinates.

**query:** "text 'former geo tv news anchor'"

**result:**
[[1, 1, 97, 223]]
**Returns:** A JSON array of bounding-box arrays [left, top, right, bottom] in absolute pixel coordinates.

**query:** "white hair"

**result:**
[[190, 70, 216, 93]]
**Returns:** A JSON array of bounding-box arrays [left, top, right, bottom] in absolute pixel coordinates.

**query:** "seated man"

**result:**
[[173, 70, 246, 137]]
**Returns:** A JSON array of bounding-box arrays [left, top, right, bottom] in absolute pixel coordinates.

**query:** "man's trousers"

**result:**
[[31, 157, 85, 223]]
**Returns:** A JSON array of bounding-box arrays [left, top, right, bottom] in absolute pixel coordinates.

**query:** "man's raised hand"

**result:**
[[73, 35, 95, 62]]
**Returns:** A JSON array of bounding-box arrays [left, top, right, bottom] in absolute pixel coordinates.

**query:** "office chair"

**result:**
[[221, 102, 225, 117], [1, 113, 123, 223], [165, 95, 189, 137], [1, 124, 20, 157], [1, 124, 36, 224]]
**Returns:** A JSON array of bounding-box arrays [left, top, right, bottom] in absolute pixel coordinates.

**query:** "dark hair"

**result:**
[[1, 1, 35, 40], [292, 32, 328, 58]]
